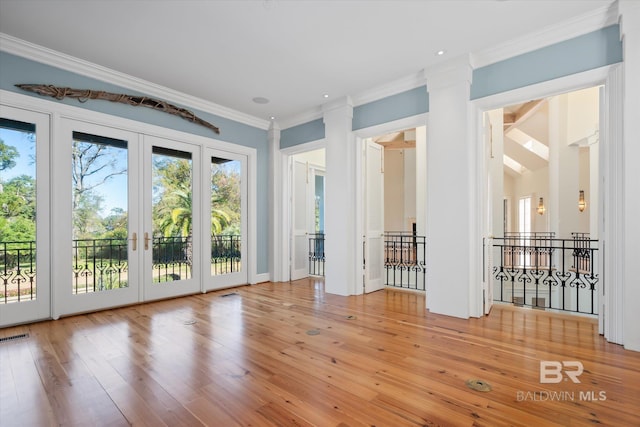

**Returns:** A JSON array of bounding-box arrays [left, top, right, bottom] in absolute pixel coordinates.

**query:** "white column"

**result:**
[[268, 121, 287, 282], [424, 55, 480, 318], [323, 97, 357, 296], [548, 95, 581, 239], [415, 126, 427, 237], [487, 109, 504, 237], [620, 0, 640, 351]]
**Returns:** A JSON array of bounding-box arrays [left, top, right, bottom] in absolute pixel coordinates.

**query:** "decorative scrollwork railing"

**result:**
[[384, 232, 426, 291], [308, 233, 325, 276], [491, 233, 598, 315]]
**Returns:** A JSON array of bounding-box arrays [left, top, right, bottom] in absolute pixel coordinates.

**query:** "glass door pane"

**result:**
[[0, 106, 50, 326], [151, 146, 193, 283], [72, 132, 129, 294], [54, 120, 139, 318], [204, 149, 247, 290], [144, 136, 200, 300]]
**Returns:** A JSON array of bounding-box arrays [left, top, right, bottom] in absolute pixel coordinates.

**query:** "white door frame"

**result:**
[[1, 89, 259, 320], [353, 114, 429, 294], [280, 139, 326, 282], [471, 64, 621, 341], [202, 148, 249, 291], [0, 105, 51, 326]]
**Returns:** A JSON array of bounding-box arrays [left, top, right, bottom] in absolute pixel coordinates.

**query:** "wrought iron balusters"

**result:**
[[492, 233, 598, 315]]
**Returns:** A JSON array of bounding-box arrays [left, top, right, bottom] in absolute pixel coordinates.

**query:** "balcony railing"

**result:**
[[307, 232, 426, 291], [491, 233, 598, 315], [1, 240, 36, 303], [308, 233, 325, 276], [2, 235, 243, 303], [211, 234, 241, 275], [384, 232, 426, 291], [74, 238, 129, 292]]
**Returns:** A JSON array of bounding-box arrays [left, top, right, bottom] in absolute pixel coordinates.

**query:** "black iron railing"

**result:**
[[1, 240, 36, 303], [74, 238, 129, 293], [308, 233, 325, 276], [384, 232, 426, 291], [491, 233, 598, 315], [211, 234, 241, 275], [153, 235, 192, 282]]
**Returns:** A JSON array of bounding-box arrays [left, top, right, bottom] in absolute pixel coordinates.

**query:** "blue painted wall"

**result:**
[[280, 118, 325, 149], [471, 25, 622, 100], [0, 52, 270, 275], [353, 86, 428, 131], [281, 25, 622, 149]]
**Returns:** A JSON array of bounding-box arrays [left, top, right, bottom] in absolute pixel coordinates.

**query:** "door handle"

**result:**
[[130, 232, 137, 251], [144, 232, 150, 250]]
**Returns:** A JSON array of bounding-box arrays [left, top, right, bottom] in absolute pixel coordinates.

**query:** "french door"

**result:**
[[203, 148, 247, 290], [291, 159, 310, 281], [364, 139, 385, 293], [0, 106, 50, 327], [54, 120, 142, 316], [143, 135, 201, 301], [54, 121, 201, 316]]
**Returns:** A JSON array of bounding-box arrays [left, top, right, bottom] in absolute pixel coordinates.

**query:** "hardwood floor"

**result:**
[[1, 279, 639, 427]]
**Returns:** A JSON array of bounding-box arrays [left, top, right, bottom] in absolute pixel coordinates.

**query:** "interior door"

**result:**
[[204, 148, 247, 290], [143, 135, 201, 301], [54, 119, 140, 317], [364, 139, 385, 293], [484, 116, 494, 314], [0, 106, 50, 326], [291, 159, 309, 280]]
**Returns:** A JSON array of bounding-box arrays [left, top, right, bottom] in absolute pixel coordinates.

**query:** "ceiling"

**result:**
[[0, 0, 615, 126]]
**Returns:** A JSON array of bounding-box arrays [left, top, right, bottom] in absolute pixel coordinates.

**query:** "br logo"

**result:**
[[539, 361, 584, 383]]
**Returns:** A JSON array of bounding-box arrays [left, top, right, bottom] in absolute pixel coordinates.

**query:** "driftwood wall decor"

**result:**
[[15, 84, 220, 134]]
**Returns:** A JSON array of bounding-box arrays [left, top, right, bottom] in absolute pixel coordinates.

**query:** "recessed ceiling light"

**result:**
[[270, 116, 275, 120], [436, 50, 446, 56], [323, 94, 329, 98], [252, 97, 270, 104]]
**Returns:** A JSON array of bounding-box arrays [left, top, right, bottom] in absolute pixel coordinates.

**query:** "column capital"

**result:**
[[268, 120, 281, 139], [424, 54, 473, 92], [619, 0, 640, 40], [322, 95, 354, 122]]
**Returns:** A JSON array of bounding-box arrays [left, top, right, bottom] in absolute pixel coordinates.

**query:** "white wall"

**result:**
[[514, 167, 549, 233], [404, 148, 416, 229], [503, 173, 515, 232], [293, 148, 326, 167], [578, 147, 590, 234], [384, 148, 416, 232], [384, 150, 404, 231]]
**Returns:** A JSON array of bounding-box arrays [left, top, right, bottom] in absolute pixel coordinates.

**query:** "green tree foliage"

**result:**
[[0, 137, 36, 243], [211, 163, 240, 235], [71, 140, 126, 240], [0, 140, 19, 171], [152, 157, 240, 238]]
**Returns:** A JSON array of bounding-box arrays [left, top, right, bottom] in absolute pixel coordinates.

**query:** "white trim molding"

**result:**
[[0, 33, 270, 130], [472, 4, 618, 68]]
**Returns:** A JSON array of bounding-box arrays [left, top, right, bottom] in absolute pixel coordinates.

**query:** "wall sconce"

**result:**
[[537, 197, 546, 215], [578, 190, 586, 212]]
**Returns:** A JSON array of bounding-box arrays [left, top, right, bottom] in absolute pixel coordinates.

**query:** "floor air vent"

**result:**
[[0, 333, 29, 343]]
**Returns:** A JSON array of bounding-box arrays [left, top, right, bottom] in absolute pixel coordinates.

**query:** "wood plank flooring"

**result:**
[[1, 279, 639, 426]]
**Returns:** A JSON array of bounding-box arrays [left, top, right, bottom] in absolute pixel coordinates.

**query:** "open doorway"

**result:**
[[290, 149, 325, 280], [363, 127, 426, 293], [486, 86, 601, 317]]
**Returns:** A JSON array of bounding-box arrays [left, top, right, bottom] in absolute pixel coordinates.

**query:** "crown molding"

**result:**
[[424, 54, 473, 91], [277, 106, 323, 130], [0, 33, 270, 130], [471, 3, 618, 69], [351, 71, 426, 106], [279, 72, 426, 130]]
